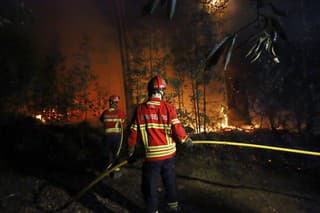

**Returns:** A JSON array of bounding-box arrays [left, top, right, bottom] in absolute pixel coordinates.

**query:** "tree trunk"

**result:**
[[203, 80, 207, 133], [112, 0, 133, 118]]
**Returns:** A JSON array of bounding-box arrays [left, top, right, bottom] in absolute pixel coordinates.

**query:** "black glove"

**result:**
[[184, 137, 193, 148], [128, 155, 137, 164], [127, 147, 136, 164]]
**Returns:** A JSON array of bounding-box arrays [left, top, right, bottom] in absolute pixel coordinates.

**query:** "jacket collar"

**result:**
[[149, 97, 162, 101]]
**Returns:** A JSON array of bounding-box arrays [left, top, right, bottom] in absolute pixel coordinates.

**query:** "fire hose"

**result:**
[[52, 139, 320, 211], [105, 120, 125, 170], [53, 159, 128, 212], [54, 121, 126, 212], [192, 140, 320, 156]]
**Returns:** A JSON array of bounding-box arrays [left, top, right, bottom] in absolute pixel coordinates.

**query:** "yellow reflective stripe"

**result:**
[[168, 202, 179, 208], [180, 135, 188, 143], [146, 145, 176, 155], [166, 132, 172, 144], [172, 118, 180, 124], [146, 124, 166, 129], [140, 126, 149, 147], [104, 118, 123, 122], [146, 148, 176, 158], [145, 123, 171, 129], [139, 123, 173, 146], [131, 124, 138, 131], [146, 143, 175, 151], [147, 101, 161, 105], [164, 125, 172, 144], [105, 128, 121, 133], [139, 123, 171, 128]]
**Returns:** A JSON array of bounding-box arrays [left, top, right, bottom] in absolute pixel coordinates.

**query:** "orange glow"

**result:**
[[211, 0, 228, 7], [208, 0, 229, 13], [35, 114, 45, 123], [34, 108, 64, 123], [25, 0, 127, 124], [24, 0, 259, 130]]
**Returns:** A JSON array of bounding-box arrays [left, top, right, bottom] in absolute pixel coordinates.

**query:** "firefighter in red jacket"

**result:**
[[100, 95, 126, 172], [127, 76, 192, 213]]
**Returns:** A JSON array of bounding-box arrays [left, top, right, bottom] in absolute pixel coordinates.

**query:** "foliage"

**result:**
[[126, 21, 171, 104], [0, 1, 33, 27], [168, 0, 218, 133], [204, 34, 237, 71], [0, 1, 104, 123], [58, 36, 98, 121], [142, 0, 287, 70], [0, 1, 37, 112], [139, 0, 309, 134], [142, 0, 177, 20], [30, 40, 65, 115]]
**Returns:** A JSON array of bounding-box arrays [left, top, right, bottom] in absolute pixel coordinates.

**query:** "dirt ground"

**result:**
[[1, 146, 320, 213]]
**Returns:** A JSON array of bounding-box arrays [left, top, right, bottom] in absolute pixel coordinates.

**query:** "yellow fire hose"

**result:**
[[116, 120, 124, 157], [54, 159, 128, 212], [56, 120, 127, 211], [105, 120, 125, 170], [192, 140, 320, 157], [54, 139, 319, 211], [56, 121, 127, 210]]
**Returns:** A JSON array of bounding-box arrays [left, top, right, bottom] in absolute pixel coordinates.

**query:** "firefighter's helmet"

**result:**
[[148, 76, 166, 95], [109, 95, 120, 103]]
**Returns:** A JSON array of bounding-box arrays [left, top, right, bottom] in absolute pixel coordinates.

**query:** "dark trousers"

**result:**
[[102, 134, 121, 168], [142, 157, 178, 213]]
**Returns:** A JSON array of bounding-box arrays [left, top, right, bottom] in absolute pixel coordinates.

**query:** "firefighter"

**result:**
[[100, 95, 126, 176], [127, 76, 192, 213]]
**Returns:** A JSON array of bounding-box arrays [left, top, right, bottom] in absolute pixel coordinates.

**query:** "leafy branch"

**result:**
[[142, 0, 288, 71]]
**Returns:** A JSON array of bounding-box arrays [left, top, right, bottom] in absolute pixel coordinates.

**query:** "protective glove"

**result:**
[[184, 137, 193, 148], [127, 146, 136, 164]]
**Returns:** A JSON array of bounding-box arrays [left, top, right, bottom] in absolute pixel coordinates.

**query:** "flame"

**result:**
[[34, 108, 64, 123], [211, 0, 229, 9], [218, 106, 256, 132], [182, 106, 258, 133], [211, 0, 219, 6], [220, 106, 228, 128], [35, 114, 46, 123], [211, 0, 228, 6]]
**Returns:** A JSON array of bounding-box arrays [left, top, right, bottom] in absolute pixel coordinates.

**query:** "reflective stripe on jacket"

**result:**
[[100, 108, 125, 134], [128, 97, 188, 161]]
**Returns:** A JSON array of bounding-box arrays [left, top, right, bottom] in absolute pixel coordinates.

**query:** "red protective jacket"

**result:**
[[128, 97, 188, 161], [100, 107, 125, 134]]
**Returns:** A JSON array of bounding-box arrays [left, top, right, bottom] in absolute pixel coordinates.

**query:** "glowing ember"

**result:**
[[218, 106, 256, 132], [220, 106, 228, 128], [209, 0, 229, 12], [35, 114, 45, 123], [34, 108, 64, 123]]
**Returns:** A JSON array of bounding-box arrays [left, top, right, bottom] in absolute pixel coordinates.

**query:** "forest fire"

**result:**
[[32, 104, 258, 134], [34, 108, 64, 123], [215, 106, 256, 132]]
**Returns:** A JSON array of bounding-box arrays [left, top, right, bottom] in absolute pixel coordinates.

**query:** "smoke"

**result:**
[[23, 0, 127, 120]]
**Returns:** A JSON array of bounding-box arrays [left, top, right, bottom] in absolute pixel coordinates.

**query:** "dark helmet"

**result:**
[[148, 76, 166, 96], [109, 95, 120, 104]]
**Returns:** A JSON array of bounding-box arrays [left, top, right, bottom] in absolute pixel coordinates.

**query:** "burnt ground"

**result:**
[[0, 116, 320, 213], [1, 146, 320, 213]]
